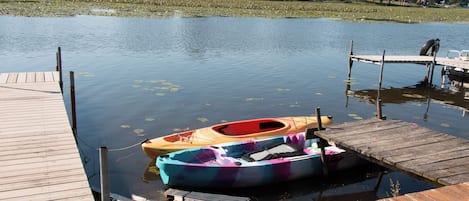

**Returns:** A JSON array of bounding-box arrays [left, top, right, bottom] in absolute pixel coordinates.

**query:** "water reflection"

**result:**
[[346, 75, 469, 119]]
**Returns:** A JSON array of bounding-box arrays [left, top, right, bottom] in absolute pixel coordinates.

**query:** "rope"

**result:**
[[76, 136, 149, 152], [107, 139, 149, 152]]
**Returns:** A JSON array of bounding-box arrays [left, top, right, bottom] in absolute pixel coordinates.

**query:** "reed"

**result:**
[[1, 0, 468, 23]]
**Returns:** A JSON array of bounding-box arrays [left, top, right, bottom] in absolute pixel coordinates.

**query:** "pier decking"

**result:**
[[0, 72, 93, 200], [314, 118, 469, 186], [351, 55, 469, 70], [379, 182, 469, 201]]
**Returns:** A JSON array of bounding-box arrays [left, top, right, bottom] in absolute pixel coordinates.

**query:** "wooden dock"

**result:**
[[0, 72, 94, 200], [314, 118, 469, 186], [165, 188, 250, 201], [379, 182, 469, 201], [351, 55, 469, 70]]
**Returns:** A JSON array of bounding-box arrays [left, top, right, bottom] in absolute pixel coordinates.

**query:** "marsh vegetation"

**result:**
[[1, 0, 468, 23]]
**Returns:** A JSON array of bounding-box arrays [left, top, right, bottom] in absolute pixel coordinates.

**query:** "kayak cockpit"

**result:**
[[213, 119, 286, 136]]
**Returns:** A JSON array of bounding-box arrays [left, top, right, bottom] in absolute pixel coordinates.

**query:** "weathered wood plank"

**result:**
[[35, 72, 45, 82], [0, 187, 93, 201], [424, 164, 469, 181], [26, 72, 36, 83], [44, 71, 54, 82], [0, 173, 88, 192], [0, 181, 91, 200], [0, 73, 9, 83], [16, 72, 27, 83], [395, 148, 469, 169], [6, 73, 18, 83], [52, 71, 60, 82], [439, 174, 469, 187]]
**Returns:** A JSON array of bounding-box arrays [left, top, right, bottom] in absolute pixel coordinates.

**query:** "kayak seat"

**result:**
[[241, 143, 305, 162]]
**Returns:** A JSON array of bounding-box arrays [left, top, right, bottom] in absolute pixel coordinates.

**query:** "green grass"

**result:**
[[1, 0, 468, 23]]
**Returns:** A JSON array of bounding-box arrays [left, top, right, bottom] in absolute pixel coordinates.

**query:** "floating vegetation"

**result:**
[[197, 117, 209, 123], [245, 97, 264, 101], [78, 72, 95, 77], [169, 88, 180, 92], [411, 102, 422, 107], [145, 117, 155, 122], [440, 123, 450, 128], [173, 127, 190, 132], [133, 128, 145, 136], [276, 88, 291, 92], [348, 113, 363, 120], [133, 79, 182, 96], [120, 124, 131, 128]]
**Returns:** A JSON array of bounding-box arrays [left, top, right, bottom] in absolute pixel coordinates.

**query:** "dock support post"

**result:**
[[347, 40, 354, 80], [315, 107, 329, 176], [100, 147, 110, 201], [374, 170, 385, 191], [56, 47, 63, 93], [428, 54, 437, 86], [70, 71, 77, 138], [376, 50, 385, 120]]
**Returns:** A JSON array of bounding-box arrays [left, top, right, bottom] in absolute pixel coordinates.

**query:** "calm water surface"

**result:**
[[1, 15, 468, 200]]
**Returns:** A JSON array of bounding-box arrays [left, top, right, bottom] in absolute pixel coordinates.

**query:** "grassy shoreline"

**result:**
[[1, 0, 468, 23]]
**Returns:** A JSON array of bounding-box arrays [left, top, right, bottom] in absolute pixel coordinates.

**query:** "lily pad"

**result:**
[[245, 97, 264, 101], [120, 124, 131, 129], [145, 117, 155, 122], [197, 117, 209, 123], [440, 123, 450, 128], [133, 129, 145, 136], [276, 88, 291, 92]]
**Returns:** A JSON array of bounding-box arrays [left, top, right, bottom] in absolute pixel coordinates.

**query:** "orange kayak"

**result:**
[[141, 116, 332, 159]]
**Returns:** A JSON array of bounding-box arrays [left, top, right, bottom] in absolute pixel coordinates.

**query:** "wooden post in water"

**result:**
[[57, 47, 63, 93], [315, 107, 329, 176], [100, 147, 110, 201], [70, 71, 77, 138], [429, 53, 437, 86], [347, 40, 354, 80], [377, 50, 385, 120]]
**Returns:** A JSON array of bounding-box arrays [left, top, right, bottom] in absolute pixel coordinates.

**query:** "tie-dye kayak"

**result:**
[[156, 133, 346, 188], [142, 116, 333, 159]]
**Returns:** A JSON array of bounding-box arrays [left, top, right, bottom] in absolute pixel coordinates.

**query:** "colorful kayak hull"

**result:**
[[156, 133, 344, 188], [142, 116, 333, 159]]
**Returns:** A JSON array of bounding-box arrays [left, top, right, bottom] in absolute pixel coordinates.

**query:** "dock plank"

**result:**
[[6, 73, 18, 83], [16, 72, 27, 83], [0, 73, 8, 83], [26, 72, 36, 83], [379, 182, 469, 201], [315, 118, 469, 186]]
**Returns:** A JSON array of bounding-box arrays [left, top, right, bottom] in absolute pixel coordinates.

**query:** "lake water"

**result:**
[[1, 15, 468, 200]]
